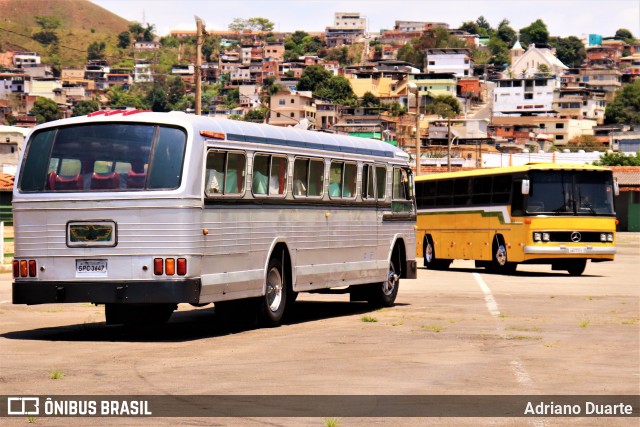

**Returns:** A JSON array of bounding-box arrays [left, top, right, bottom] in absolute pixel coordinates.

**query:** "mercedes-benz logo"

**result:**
[[571, 232, 582, 242]]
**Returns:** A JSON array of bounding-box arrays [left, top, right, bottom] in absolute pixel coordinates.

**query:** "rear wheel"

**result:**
[[259, 257, 287, 326]]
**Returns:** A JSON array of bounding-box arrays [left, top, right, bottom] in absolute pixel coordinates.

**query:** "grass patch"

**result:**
[[620, 318, 638, 325], [578, 319, 590, 328], [361, 315, 378, 323], [392, 321, 404, 326], [49, 370, 64, 380], [324, 418, 341, 427], [506, 325, 542, 333], [506, 334, 542, 341], [27, 416, 37, 424], [497, 313, 510, 319], [421, 324, 445, 333]]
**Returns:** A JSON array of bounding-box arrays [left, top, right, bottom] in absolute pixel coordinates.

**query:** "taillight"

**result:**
[[28, 260, 37, 277], [12, 260, 19, 278], [20, 260, 28, 277], [165, 258, 175, 276], [177, 258, 187, 276], [154, 258, 163, 275]]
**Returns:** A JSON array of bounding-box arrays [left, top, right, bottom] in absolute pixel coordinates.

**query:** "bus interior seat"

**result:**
[[90, 172, 120, 190], [126, 170, 147, 189], [48, 172, 84, 190]]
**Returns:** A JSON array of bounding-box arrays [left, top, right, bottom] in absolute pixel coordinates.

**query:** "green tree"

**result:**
[[297, 64, 332, 92], [35, 16, 61, 30], [593, 152, 640, 166], [146, 83, 169, 112], [361, 91, 380, 107], [128, 22, 145, 41], [614, 28, 635, 43], [314, 75, 357, 105], [117, 31, 131, 49], [244, 107, 268, 123], [519, 19, 549, 47], [425, 95, 461, 118], [387, 102, 407, 117], [30, 97, 62, 124], [549, 36, 586, 68], [396, 43, 422, 68], [496, 19, 517, 46], [223, 88, 240, 109], [487, 37, 510, 67], [536, 64, 551, 77], [459, 21, 481, 35], [604, 79, 640, 125], [87, 41, 106, 60], [105, 85, 148, 110], [475, 16, 493, 37], [72, 100, 100, 117], [229, 17, 274, 32], [166, 76, 186, 108]]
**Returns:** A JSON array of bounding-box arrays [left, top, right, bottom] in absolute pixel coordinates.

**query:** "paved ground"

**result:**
[[0, 234, 638, 426]]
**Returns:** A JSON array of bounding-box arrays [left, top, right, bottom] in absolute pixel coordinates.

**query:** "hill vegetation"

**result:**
[[0, 0, 130, 68]]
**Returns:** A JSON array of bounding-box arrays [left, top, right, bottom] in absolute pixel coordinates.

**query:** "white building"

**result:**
[[493, 77, 559, 116], [333, 12, 366, 30], [134, 62, 153, 83], [508, 42, 568, 78], [424, 48, 473, 77], [13, 52, 41, 68]]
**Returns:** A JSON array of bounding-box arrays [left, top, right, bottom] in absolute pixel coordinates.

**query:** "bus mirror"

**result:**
[[521, 179, 530, 195], [614, 178, 620, 196]]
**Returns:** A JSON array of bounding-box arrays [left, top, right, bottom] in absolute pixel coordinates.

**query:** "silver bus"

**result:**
[[12, 111, 417, 326]]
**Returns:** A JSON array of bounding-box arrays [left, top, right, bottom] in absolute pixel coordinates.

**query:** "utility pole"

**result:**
[[415, 88, 421, 176], [447, 117, 452, 172], [195, 16, 205, 116]]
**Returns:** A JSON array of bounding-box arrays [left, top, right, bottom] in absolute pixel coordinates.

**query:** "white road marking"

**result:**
[[472, 272, 500, 317]]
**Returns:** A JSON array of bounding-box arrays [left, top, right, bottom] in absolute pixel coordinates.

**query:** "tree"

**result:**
[[297, 64, 332, 92], [142, 23, 155, 42], [536, 64, 551, 77], [567, 135, 604, 151], [117, 31, 131, 49], [548, 36, 586, 68], [519, 19, 549, 47], [229, 17, 274, 32], [30, 97, 62, 124], [487, 37, 510, 67], [459, 21, 481, 35], [361, 91, 380, 107], [35, 16, 61, 30], [72, 100, 100, 117], [614, 28, 635, 43], [475, 16, 493, 37], [223, 88, 240, 109], [146, 83, 169, 112], [244, 107, 268, 123], [496, 19, 517, 46], [425, 95, 461, 118], [604, 79, 640, 125], [129, 22, 145, 41], [87, 41, 106, 60], [314, 75, 357, 105], [593, 152, 640, 166]]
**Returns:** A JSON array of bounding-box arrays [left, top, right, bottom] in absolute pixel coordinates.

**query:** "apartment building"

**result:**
[[325, 12, 366, 47], [269, 90, 315, 127], [424, 48, 473, 77], [493, 77, 559, 116], [553, 87, 606, 124]]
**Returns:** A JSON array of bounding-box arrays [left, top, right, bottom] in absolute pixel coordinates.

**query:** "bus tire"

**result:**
[[424, 235, 451, 270], [259, 256, 287, 327], [423, 235, 436, 269], [105, 303, 175, 326], [368, 259, 400, 308], [566, 259, 587, 276], [490, 236, 516, 275]]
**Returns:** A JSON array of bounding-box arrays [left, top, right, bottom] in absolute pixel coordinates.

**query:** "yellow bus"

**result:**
[[415, 163, 618, 276]]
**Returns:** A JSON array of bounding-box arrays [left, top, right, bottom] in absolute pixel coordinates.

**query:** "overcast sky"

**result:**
[[90, 0, 639, 40]]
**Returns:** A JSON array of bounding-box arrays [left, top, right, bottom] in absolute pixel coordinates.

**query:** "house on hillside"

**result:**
[[424, 48, 473, 77], [508, 42, 568, 78]]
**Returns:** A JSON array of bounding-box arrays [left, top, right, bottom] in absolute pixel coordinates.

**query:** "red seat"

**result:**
[[90, 172, 120, 190], [48, 172, 84, 191], [126, 170, 146, 189]]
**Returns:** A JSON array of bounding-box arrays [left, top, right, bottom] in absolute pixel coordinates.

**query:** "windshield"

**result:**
[[19, 123, 187, 192], [526, 171, 615, 216]]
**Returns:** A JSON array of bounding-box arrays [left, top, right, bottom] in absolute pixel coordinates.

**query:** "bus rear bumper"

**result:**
[[523, 246, 616, 255], [12, 279, 201, 305]]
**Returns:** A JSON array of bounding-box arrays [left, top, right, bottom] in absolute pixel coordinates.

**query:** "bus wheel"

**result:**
[[368, 260, 399, 307], [491, 237, 516, 274], [424, 236, 436, 269], [566, 259, 587, 276], [259, 257, 287, 326]]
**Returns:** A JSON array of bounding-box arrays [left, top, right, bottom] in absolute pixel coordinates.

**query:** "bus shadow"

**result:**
[[445, 266, 602, 278], [1, 300, 402, 343]]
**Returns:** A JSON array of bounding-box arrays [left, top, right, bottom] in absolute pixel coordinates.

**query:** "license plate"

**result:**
[[568, 247, 586, 254], [76, 259, 108, 276]]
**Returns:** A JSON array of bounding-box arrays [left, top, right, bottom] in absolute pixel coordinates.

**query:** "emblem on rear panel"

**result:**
[[67, 221, 117, 247]]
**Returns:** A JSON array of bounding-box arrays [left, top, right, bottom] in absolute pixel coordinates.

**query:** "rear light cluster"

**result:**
[[154, 258, 187, 276], [13, 260, 37, 278], [600, 233, 614, 242]]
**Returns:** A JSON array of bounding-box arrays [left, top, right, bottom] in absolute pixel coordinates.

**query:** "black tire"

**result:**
[[368, 260, 400, 308], [259, 257, 287, 327], [566, 259, 587, 276], [423, 235, 451, 270], [490, 236, 516, 275], [105, 303, 175, 326]]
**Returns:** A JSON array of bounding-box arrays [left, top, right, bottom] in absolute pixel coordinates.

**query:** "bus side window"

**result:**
[[343, 163, 357, 198], [329, 161, 343, 198], [392, 167, 414, 213], [375, 165, 386, 200], [206, 151, 246, 196], [292, 158, 308, 196], [308, 159, 324, 197], [362, 164, 375, 200], [253, 154, 287, 196]]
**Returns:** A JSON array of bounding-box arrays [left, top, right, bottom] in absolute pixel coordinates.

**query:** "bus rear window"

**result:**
[[18, 123, 187, 192]]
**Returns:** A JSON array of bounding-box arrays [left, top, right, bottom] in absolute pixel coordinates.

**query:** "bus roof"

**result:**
[[414, 163, 612, 181], [36, 111, 408, 161]]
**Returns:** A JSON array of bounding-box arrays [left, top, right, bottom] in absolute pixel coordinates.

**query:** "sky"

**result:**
[[90, 0, 640, 40]]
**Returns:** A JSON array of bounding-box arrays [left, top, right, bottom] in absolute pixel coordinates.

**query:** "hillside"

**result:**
[[0, 0, 131, 68]]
